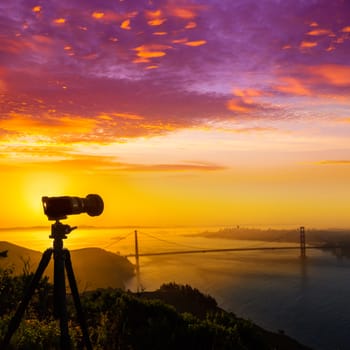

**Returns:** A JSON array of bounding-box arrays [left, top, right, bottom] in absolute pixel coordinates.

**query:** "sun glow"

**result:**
[[20, 172, 70, 223]]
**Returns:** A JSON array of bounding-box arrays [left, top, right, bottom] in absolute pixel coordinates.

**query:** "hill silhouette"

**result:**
[[197, 227, 350, 244], [0, 241, 134, 290], [140, 283, 311, 350]]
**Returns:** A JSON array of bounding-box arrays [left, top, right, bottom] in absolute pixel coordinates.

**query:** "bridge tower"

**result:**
[[299, 226, 306, 258], [134, 230, 141, 292]]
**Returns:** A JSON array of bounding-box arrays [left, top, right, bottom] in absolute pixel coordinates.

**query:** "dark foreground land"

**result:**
[[0, 240, 313, 349], [0, 269, 311, 349]]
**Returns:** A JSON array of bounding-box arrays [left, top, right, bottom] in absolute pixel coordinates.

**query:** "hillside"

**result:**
[[140, 283, 312, 350], [0, 241, 134, 290]]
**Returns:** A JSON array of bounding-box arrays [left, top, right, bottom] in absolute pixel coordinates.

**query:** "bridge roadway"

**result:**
[[125, 245, 333, 258]]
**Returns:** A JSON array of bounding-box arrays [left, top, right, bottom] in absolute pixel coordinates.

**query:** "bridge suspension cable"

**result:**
[[138, 231, 207, 250], [103, 231, 134, 250]]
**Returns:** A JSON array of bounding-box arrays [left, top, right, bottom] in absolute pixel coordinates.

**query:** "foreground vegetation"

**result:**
[[0, 267, 310, 349]]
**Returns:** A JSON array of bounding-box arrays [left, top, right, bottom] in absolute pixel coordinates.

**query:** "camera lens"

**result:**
[[85, 194, 104, 216]]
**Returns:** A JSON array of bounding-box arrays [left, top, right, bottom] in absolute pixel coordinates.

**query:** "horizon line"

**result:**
[[0, 225, 349, 231]]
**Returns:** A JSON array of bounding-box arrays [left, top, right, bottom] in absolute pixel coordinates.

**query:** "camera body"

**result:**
[[42, 194, 104, 220]]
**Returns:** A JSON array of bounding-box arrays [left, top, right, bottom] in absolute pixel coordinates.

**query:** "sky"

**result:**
[[0, 0, 350, 229]]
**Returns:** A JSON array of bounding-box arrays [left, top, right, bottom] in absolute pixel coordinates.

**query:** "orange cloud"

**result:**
[[172, 38, 188, 44], [226, 100, 253, 113], [120, 19, 131, 30], [337, 117, 350, 123], [165, 3, 206, 19], [335, 37, 345, 44], [145, 9, 167, 30], [0, 115, 45, 134], [53, 18, 66, 24], [0, 144, 71, 160], [275, 64, 350, 98], [308, 65, 350, 86], [145, 9, 163, 19], [32, 35, 52, 45], [91, 11, 123, 22], [219, 126, 277, 134], [0, 37, 27, 54], [307, 29, 332, 36], [32, 6, 41, 13], [226, 89, 264, 113], [134, 44, 171, 58], [184, 40, 207, 47], [121, 162, 227, 172], [136, 51, 166, 58], [7, 34, 54, 58], [233, 89, 263, 98], [0, 114, 97, 139], [342, 26, 350, 33], [300, 41, 317, 49], [185, 22, 197, 29], [56, 116, 97, 133], [14, 155, 227, 173], [111, 113, 144, 120], [138, 121, 178, 132], [275, 77, 311, 96], [153, 32, 168, 36], [168, 7, 197, 19], [148, 18, 167, 26], [133, 57, 151, 63], [92, 11, 104, 19], [317, 160, 350, 165]]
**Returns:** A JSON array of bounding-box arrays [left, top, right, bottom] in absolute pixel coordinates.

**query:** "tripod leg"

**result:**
[[1, 248, 53, 349], [53, 246, 71, 349], [64, 250, 93, 350]]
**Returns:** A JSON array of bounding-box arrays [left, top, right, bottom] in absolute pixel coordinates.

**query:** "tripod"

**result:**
[[1, 220, 92, 350]]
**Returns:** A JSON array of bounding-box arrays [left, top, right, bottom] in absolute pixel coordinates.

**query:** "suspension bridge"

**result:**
[[125, 226, 328, 258], [110, 226, 337, 292]]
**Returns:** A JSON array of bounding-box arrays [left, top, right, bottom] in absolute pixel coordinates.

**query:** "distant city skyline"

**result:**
[[0, 0, 349, 229]]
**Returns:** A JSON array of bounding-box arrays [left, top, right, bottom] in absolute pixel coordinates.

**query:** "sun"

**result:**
[[21, 172, 70, 223]]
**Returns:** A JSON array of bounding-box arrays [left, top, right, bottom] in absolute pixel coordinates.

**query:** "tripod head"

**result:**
[[49, 220, 77, 249]]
